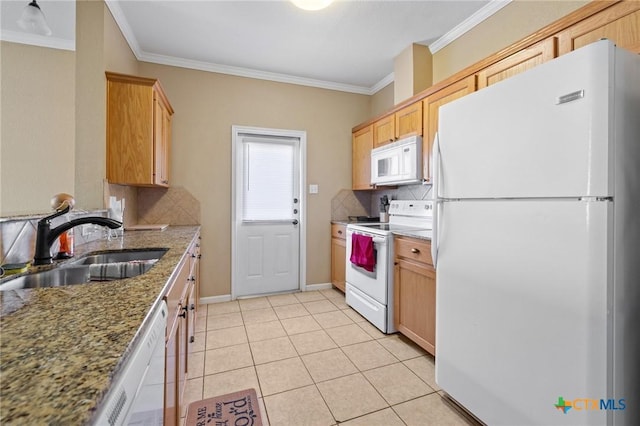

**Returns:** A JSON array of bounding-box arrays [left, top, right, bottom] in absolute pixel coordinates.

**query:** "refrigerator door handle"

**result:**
[[431, 133, 441, 267]]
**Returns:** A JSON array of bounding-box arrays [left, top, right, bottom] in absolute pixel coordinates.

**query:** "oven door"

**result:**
[[345, 228, 389, 305]]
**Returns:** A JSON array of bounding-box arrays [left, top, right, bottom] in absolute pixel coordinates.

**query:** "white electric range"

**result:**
[[345, 200, 433, 333]]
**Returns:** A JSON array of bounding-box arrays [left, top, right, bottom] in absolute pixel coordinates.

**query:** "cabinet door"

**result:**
[[557, 1, 640, 54], [153, 94, 171, 187], [422, 75, 476, 184], [394, 259, 436, 355], [331, 236, 346, 293], [106, 80, 155, 185], [352, 125, 374, 190], [395, 102, 423, 139], [477, 37, 557, 89], [372, 114, 395, 148]]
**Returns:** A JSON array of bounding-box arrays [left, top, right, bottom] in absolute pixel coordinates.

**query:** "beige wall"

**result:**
[[138, 62, 370, 296], [371, 83, 394, 117], [432, 0, 588, 83], [1, 0, 589, 297], [0, 42, 75, 215]]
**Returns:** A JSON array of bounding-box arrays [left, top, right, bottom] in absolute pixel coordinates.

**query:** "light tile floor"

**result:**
[[183, 288, 478, 426]]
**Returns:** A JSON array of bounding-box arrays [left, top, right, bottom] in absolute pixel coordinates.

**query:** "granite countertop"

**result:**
[[392, 229, 433, 241], [0, 225, 200, 425]]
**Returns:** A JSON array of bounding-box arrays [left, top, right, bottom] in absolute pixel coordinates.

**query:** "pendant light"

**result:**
[[17, 0, 52, 36], [290, 0, 334, 11]]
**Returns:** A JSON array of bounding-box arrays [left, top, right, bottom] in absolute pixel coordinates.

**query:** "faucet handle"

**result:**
[[39, 204, 71, 224]]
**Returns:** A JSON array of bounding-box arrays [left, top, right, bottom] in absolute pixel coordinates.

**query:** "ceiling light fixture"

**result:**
[[17, 0, 52, 36], [290, 0, 334, 11]]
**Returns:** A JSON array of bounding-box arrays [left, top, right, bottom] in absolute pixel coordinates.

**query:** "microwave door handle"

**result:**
[[431, 133, 441, 268]]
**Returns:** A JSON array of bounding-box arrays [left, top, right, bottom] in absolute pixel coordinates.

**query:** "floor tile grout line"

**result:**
[[197, 291, 443, 425]]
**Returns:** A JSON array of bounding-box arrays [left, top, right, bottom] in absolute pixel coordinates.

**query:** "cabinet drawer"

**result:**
[[394, 237, 432, 266], [331, 223, 346, 240], [164, 256, 190, 322]]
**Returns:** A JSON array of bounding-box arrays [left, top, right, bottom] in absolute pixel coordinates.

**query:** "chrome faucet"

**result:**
[[33, 205, 123, 266]]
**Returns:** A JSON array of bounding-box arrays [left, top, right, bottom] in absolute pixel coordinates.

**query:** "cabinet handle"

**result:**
[[190, 336, 195, 343], [337, 230, 343, 235], [197, 254, 202, 259], [162, 179, 169, 184], [178, 307, 187, 318], [411, 248, 420, 254], [191, 253, 196, 258], [190, 303, 195, 311]]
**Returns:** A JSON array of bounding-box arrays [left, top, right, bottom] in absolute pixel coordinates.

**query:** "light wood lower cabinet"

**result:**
[[394, 236, 436, 355], [331, 223, 346, 293], [164, 233, 200, 425]]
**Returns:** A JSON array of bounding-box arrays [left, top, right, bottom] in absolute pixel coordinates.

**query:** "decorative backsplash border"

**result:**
[[0, 210, 109, 266], [331, 184, 433, 220]]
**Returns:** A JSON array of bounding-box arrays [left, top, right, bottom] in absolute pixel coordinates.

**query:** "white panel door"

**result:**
[[438, 40, 614, 199], [435, 199, 610, 426], [234, 130, 301, 298]]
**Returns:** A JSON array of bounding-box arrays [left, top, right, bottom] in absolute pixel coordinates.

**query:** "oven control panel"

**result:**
[[388, 200, 433, 217]]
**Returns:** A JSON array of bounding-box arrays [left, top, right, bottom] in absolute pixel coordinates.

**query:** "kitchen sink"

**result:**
[[0, 248, 168, 292], [69, 248, 168, 265], [0, 266, 92, 291]]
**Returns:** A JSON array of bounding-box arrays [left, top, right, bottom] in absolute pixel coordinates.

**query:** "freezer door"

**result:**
[[438, 40, 615, 199], [435, 199, 610, 426]]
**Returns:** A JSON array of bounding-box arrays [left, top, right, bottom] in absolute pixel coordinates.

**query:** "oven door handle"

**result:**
[[348, 231, 387, 245]]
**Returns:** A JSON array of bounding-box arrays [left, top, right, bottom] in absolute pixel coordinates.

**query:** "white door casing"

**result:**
[[232, 125, 306, 298]]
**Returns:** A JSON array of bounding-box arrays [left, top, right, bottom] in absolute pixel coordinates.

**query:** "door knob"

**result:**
[[292, 219, 299, 225]]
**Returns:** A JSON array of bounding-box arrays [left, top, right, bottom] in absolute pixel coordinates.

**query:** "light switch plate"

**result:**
[[309, 184, 319, 194]]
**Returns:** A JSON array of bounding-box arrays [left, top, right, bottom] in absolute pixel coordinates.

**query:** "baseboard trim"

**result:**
[[304, 282, 333, 291], [199, 294, 232, 305], [200, 283, 334, 305]]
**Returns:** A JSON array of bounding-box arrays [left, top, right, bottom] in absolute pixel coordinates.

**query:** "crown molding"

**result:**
[[138, 51, 373, 95], [370, 72, 395, 94], [105, 0, 143, 57], [429, 0, 512, 54], [0, 30, 74, 51], [106, 0, 380, 95]]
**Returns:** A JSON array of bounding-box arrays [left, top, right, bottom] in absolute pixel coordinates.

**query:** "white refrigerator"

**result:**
[[433, 40, 639, 426]]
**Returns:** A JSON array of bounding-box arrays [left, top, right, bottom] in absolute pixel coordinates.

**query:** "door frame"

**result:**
[[231, 125, 307, 299]]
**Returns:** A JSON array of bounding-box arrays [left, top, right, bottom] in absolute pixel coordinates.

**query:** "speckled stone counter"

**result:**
[[392, 229, 433, 241], [0, 225, 200, 425]]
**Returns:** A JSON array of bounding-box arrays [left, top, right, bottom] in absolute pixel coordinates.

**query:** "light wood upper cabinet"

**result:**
[[477, 38, 557, 89], [422, 75, 476, 184], [372, 114, 395, 148], [106, 72, 174, 187], [352, 125, 374, 190], [557, 1, 640, 54], [395, 102, 423, 140], [373, 102, 423, 148]]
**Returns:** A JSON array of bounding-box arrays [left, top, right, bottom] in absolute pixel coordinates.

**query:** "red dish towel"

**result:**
[[350, 234, 375, 272]]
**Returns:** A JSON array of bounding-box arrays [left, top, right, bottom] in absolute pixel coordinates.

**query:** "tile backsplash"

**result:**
[[331, 184, 433, 221], [0, 210, 110, 266]]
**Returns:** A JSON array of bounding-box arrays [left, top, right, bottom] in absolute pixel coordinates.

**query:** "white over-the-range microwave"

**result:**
[[370, 135, 423, 186]]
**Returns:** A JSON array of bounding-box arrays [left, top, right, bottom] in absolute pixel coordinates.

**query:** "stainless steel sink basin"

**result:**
[[0, 249, 168, 291], [69, 248, 168, 265], [0, 266, 92, 291]]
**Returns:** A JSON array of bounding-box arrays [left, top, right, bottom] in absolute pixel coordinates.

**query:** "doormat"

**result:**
[[185, 388, 263, 426]]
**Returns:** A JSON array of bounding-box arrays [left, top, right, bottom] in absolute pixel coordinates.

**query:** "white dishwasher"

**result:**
[[93, 301, 167, 426]]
